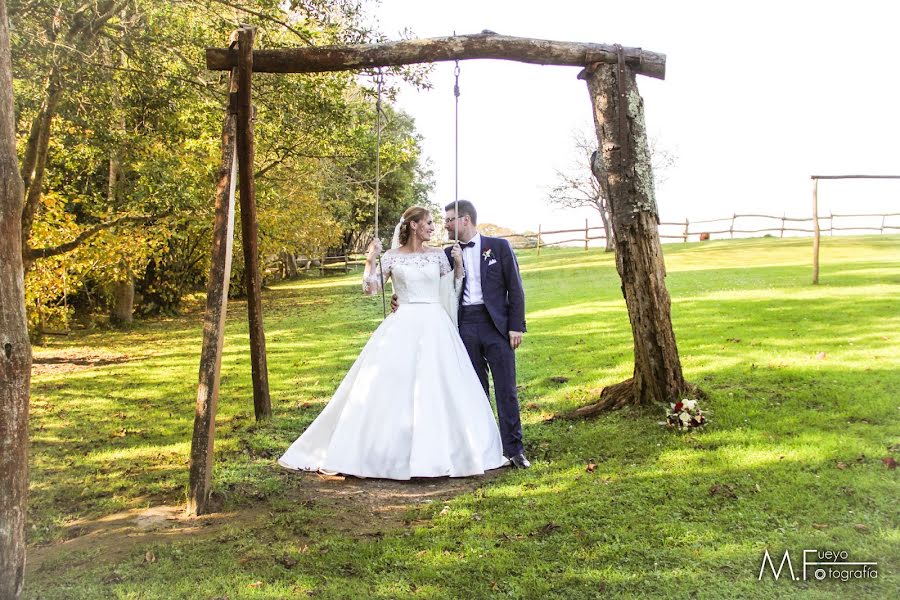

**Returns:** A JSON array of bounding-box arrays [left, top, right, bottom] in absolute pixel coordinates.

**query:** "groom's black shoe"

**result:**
[[508, 453, 531, 469]]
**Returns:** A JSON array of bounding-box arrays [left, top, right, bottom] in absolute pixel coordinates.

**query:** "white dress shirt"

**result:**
[[462, 233, 484, 306]]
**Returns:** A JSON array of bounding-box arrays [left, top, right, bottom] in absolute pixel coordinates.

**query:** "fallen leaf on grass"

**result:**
[[815, 352, 827, 360], [708, 484, 737, 499], [549, 376, 569, 384], [853, 524, 869, 533], [882, 456, 897, 469], [279, 556, 298, 568], [586, 462, 597, 473], [526, 402, 540, 410], [144, 550, 156, 564], [533, 522, 561, 536], [812, 523, 829, 530], [887, 443, 900, 453], [248, 581, 264, 588], [836, 462, 849, 470]]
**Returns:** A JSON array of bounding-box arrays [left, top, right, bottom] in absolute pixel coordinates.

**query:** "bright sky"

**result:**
[[368, 0, 900, 238]]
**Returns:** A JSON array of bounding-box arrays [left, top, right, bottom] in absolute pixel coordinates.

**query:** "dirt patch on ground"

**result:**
[[26, 468, 508, 576], [31, 349, 131, 376]]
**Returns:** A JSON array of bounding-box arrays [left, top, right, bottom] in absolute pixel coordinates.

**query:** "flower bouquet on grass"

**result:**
[[665, 399, 707, 430]]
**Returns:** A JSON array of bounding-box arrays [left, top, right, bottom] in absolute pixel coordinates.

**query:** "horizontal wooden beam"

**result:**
[[205, 32, 666, 80], [810, 175, 900, 180]]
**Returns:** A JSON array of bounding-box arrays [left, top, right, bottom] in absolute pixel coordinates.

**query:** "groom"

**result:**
[[444, 200, 529, 469]]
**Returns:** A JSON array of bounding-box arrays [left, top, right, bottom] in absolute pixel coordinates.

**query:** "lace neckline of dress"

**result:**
[[392, 247, 438, 255]]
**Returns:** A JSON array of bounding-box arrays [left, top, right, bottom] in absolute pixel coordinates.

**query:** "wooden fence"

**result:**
[[506, 211, 900, 254], [271, 209, 898, 276]]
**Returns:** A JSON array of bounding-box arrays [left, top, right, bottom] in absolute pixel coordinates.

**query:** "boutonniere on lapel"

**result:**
[[482, 248, 492, 261]]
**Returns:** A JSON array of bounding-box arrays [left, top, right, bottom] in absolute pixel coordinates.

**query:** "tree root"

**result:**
[[550, 379, 705, 421], [551, 379, 637, 421]]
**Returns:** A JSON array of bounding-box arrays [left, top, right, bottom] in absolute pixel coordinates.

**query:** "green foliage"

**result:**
[[24, 235, 900, 598], [11, 0, 432, 320]]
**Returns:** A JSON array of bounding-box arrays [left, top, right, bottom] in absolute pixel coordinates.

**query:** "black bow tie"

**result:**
[[461, 241, 476, 248]]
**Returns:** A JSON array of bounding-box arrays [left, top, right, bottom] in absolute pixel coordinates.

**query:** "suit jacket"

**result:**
[[445, 235, 526, 336]]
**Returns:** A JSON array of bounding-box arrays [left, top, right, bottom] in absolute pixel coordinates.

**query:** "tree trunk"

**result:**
[[569, 61, 689, 416], [20, 71, 62, 270], [282, 251, 298, 278], [107, 64, 133, 327], [110, 279, 134, 325], [597, 194, 615, 253], [0, 0, 32, 596]]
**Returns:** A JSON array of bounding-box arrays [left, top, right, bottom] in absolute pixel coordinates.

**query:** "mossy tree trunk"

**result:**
[[570, 61, 690, 415]]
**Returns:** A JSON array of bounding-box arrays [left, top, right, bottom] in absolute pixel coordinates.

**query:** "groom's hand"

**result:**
[[390, 293, 399, 313], [509, 331, 523, 350]]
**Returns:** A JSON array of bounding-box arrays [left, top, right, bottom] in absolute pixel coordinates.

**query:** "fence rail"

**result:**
[[497, 211, 900, 253]]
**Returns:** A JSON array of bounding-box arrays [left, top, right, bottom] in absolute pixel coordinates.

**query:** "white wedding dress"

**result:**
[[278, 247, 507, 479]]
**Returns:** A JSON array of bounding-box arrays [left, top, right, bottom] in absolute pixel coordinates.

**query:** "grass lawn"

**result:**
[[23, 234, 900, 599]]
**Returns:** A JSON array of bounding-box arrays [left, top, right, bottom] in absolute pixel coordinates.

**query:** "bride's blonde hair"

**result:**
[[397, 206, 431, 246]]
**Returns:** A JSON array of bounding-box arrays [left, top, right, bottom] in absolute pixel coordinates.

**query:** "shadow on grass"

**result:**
[[24, 237, 899, 598]]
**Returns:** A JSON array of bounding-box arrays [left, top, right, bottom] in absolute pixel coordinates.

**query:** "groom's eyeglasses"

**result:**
[[446, 216, 467, 225]]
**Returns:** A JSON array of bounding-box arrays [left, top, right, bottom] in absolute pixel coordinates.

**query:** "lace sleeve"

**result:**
[[363, 250, 392, 295], [437, 247, 452, 277], [437, 247, 462, 326]]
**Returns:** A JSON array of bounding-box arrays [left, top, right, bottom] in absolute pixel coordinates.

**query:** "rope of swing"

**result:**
[[374, 68, 387, 316], [453, 59, 461, 243]]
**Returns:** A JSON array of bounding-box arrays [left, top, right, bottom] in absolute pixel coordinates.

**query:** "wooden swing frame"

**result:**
[[188, 29, 668, 515]]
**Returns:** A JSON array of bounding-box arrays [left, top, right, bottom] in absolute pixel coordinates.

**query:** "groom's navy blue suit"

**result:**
[[446, 236, 526, 457]]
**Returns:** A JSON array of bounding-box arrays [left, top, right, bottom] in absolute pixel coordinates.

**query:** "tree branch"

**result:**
[[204, 0, 313, 45], [26, 213, 153, 260]]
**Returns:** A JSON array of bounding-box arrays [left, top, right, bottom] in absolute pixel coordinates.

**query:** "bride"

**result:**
[[278, 206, 507, 479]]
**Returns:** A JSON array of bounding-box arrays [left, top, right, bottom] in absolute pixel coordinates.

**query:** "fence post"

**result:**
[[682, 218, 689, 242], [537, 224, 542, 256], [829, 211, 834, 236], [881, 214, 886, 234], [812, 178, 820, 285], [780, 213, 785, 238], [730, 214, 735, 239], [585, 218, 589, 250]]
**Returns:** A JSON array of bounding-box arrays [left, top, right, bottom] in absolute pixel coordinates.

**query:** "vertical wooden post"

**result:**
[[585, 218, 589, 250], [0, 0, 32, 592], [188, 56, 240, 516], [812, 177, 820, 284], [235, 26, 271, 421], [780, 213, 785, 238], [829, 211, 834, 236], [682, 218, 689, 242], [536, 224, 542, 256], [730, 214, 735, 239], [881, 214, 886, 234]]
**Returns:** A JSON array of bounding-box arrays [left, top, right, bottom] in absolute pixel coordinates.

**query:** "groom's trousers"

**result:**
[[459, 304, 524, 457]]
